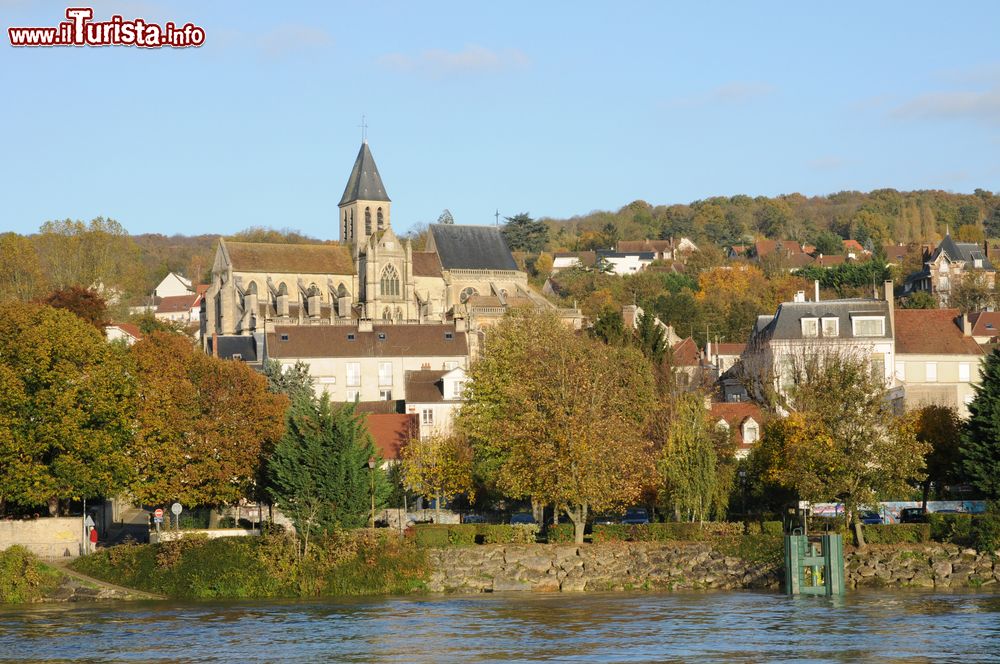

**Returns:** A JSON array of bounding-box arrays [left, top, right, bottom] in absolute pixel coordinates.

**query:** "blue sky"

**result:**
[[2, 1, 1000, 239]]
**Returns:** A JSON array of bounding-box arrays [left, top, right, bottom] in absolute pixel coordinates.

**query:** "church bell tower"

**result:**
[[339, 141, 391, 258]]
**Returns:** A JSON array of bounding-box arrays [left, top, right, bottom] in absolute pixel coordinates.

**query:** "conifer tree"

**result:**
[[961, 349, 1000, 500]]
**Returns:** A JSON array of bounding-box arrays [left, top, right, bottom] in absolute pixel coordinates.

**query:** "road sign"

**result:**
[[84, 515, 95, 528], [153, 516, 163, 523], [170, 503, 182, 516], [154, 508, 164, 519]]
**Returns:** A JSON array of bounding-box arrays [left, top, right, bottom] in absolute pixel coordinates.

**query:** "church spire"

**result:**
[[339, 142, 390, 206]]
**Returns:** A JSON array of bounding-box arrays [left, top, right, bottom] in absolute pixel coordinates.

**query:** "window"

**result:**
[[380, 264, 400, 297], [743, 421, 759, 444], [378, 362, 392, 386], [959, 363, 971, 382], [871, 353, 885, 381], [895, 361, 906, 381], [444, 361, 458, 370], [821, 318, 839, 337], [939, 276, 950, 290], [421, 409, 434, 426], [347, 389, 360, 402], [346, 362, 361, 387], [926, 362, 938, 382], [445, 332, 454, 340], [377, 332, 386, 341], [380, 389, 392, 401], [280, 334, 289, 341], [459, 287, 478, 304], [853, 316, 885, 337], [347, 333, 356, 341], [801, 318, 819, 338], [365, 207, 372, 236], [377, 207, 384, 231]]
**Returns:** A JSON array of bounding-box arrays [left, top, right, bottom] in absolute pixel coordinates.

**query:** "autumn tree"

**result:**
[[401, 434, 475, 523], [753, 350, 927, 546], [951, 272, 994, 314], [43, 285, 109, 330], [0, 303, 136, 515], [130, 332, 287, 513], [34, 217, 143, 299], [898, 291, 938, 309], [267, 395, 387, 555], [914, 405, 962, 507], [460, 309, 657, 543], [0, 233, 47, 302]]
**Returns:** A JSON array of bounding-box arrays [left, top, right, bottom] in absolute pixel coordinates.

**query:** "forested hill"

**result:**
[[539, 188, 1000, 252]]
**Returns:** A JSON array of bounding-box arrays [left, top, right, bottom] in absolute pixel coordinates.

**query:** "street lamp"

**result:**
[[368, 457, 376, 528], [739, 469, 747, 518]]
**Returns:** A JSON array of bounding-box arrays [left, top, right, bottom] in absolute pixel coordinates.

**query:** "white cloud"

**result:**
[[377, 45, 530, 77], [256, 24, 332, 57], [891, 87, 1000, 126], [807, 156, 847, 171], [662, 82, 776, 109]]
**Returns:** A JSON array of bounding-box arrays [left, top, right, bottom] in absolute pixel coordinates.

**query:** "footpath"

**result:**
[[41, 557, 164, 602]]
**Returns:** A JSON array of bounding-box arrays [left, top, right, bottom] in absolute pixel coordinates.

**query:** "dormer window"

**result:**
[[801, 317, 819, 338], [280, 334, 289, 341], [347, 333, 356, 341], [445, 332, 454, 340], [852, 316, 885, 337], [743, 419, 759, 444], [378, 332, 387, 341], [821, 317, 839, 337]]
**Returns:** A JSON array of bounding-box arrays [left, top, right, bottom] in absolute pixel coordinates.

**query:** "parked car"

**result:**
[[899, 508, 927, 524], [591, 514, 619, 526], [621, 507, 650, 525], [858, 510, 883, 525], [462, 514, 486, 524], [510, 512, 536, 525]]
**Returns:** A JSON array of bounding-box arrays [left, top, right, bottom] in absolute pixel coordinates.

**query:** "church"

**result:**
[[201, 141, 581, 356]]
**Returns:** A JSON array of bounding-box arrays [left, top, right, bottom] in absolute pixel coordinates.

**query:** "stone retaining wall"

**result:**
[[0, 518, 82, 558], [427, 542, 1000, 593], [426, 542, 781, 593]]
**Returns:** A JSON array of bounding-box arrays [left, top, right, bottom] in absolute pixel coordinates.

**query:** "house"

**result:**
[[752, 239, 804, 259], [206, 335, 262, 368], [842, 239, 868, 260], [403, 368, 468, 439], [595, 250, 655, 274], [105, 322, 143, 346], [893, 308, 984, 418], [883, 244, 909, 266], [551, 251, 597, 273], [710, 401, 765, 459], [968, 311, 1000, 344], [902, 233, 995, 306], [743, 282, 898, 409], [202, 140, 580, 345], [669, 337, 711, 389], [616, 240, 672, 261], [361, 412, 418, 462], [263, 321, 471, 403], [812, 254, 846, 267], [710, 342, 746, 375], [155, 293, 202, 324], [153, 272, 194, 299]]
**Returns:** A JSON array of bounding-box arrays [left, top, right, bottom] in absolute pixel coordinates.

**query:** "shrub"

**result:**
[[972, 504, 1000, 553], [546, 524, 576, 543], [761, 521, 784, 537], [479, 524, 538, 544], [591, 522, 745, 543], [862, 524, 931, 544], [928, 513, 974, 545], [447, 525, 477, 546], [411, 525, 451, 548], [0, 546, 62, 603]]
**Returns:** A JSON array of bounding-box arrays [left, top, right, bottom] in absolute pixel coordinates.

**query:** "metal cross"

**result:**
[[359, 115, 368, 143]]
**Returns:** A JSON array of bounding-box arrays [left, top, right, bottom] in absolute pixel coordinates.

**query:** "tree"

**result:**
[[130, 332, 287, 509], [501, 213, 549, 253], [437, 209, 455, 225], [590, 306, 626, 346], [655, 392, 730, 522], [811, 230, 843, 256], [0, 303, 136, 514], [227, 226, 320, 244], [459, 309, 657, 543], [961, 349, 1000, 500], [34, 217, 142, 299], [0, 233, 47, 302], [951, 272, 994, 313], [898, 291, 938, 309], [914, 405, 962, 507], [262, 359, 315, 402], [956, 223, 985, 243], [43, 286, 109, 330], [633, 310, 667, 364], [754, 349, 927, 546], [267, 395, 387, 555], [401, 434, 474, 523]]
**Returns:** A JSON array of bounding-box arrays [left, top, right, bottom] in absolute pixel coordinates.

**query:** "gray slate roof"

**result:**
[[932, 234, 994, 270], [208, 335, 259, 363], [429, 224, 518, 271], [339, 142, 390, 206], [753, 299, 893, 342]]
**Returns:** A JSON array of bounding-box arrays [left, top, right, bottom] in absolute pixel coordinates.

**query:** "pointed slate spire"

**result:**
[[339, 142, 391, 206]]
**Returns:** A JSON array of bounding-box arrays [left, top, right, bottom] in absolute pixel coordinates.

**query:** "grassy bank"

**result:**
[[71, 530, 429, 600], [0, 546, 63, 603]]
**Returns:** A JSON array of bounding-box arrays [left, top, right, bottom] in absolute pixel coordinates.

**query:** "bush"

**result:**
[[479, 524, 538, 544], [409, 524, 477, 547], [0, 546, 62, 603], [761, 521, 784, 537], [862, 524, 931, 544], [972, 504, 1000, 553], [546, 524, 576, 543], [928, 513, 974, 545], [592, 522, 745, 543]]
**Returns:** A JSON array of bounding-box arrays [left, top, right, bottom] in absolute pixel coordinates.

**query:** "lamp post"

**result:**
[[368, 457, 376, 528], [739, 469, 747, 518]]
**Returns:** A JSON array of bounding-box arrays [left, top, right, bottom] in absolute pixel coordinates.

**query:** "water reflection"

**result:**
[[1, 590, 998, 662]]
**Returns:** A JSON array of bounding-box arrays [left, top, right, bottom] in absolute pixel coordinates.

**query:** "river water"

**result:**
[[1, 590, 999, 662]]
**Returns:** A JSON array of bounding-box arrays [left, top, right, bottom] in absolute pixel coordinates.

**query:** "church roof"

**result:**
[[339, 142, 390, 206], [267, 324, 468, 359], [411, 251, 443, 278], [429, 224, 518, 271], [225, 240, 354, 275]]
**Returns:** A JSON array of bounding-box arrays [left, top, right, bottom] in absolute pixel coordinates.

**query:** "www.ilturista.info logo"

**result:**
[[8, 7, 205, 48]]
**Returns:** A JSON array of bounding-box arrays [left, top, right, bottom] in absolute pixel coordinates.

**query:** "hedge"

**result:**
[[591, 522, 745, 543], [862, 524, 931, 544], [479, 524, 538, 544], [546, 524, 576, 543], [410, 523, 539, 546], [928, 513, 974, 545]]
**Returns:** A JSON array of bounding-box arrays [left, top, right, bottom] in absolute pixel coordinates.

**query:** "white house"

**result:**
[[153, 272, 194, 299], [404, 367, 468, 439]]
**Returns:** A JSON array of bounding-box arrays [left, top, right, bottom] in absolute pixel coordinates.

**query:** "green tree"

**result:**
[[590, 306, 626, 346], [262, 359, 315, 402], [43, 286, 109, 330], [0, 303, 136, 514], [961, 349, 1000, 499], [0, 233, 47, 302], [502, 212, 549, 253], [811, 230, 843, 256], [401, 433, 475, 523], [34, 217, 143, 299], [437, 209, 455, 225], [898, 291, 938, 309], [633, 310, 667, 364], [267, 395, 387, 556], [951, 272, 994, 313], [914, 405, 962, 507]]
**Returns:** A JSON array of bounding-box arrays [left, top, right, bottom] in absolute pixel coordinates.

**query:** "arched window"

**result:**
[[380, 264, 400, 297], [306, 283, 321, 297], [382, 307, 392, 321], [343, 211, 348, 239], [365, 207, 372, 236], [277, 282, 288, 296], [246, 281, 257, 296], [377, 207, 385, 231], [349, 210, 354, 240], [337, 283, 348, 298], [395, 307, 403, 321], [459, 286, 478, 304]]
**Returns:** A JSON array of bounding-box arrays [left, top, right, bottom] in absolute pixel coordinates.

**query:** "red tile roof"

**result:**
[[893, 308, 984, 355], [363, 413, 417, 461], [714, 343, 746, 356], [969, 312, 1000, 339], [109, 322, 143, 339], [156, 294, 200, 314], [755, 239, 803, 257], [814, 254, 846, 267], [412, 252, 443, 278], [843, 239, 867, 254], [710, 401, 765, 449], [617, 240, 672, 253], [670, 337, 701, 366]]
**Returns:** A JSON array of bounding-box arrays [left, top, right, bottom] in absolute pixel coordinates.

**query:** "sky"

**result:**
[[2, 1, 1000, 239]]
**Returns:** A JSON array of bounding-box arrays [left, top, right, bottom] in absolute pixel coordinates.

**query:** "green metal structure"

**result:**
[[784, 533, 845, 595]]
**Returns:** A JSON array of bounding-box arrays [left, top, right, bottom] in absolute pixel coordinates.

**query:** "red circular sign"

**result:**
[[154, 508, 164, 518]]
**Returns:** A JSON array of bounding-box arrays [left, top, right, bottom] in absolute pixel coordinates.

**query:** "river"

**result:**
[[1, 590, 999, 662]]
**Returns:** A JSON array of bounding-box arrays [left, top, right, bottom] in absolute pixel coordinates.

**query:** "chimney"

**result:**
[[962, 313, 972, 337], [793, 291, 806, 303], [814, 280, 820, 303], [884, 280, 894, 337], [455, 316, 467, 333], [358, 318, 373, 332]]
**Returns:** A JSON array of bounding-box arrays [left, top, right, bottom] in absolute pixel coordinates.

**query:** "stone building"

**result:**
[[902, 233, 995, 306]]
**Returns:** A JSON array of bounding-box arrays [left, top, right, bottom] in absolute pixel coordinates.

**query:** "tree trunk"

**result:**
[[435, 492, 441, 523], [565, 503, 588, 544], [208, 507, 222, 529], [531, 497, 544, 525], [47, 497, 59, 517], [921, 479, 931, 510], [552, 504, 558, 527], [851, 513, 867, 548]]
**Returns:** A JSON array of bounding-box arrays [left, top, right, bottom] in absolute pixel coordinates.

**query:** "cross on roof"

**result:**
[[359, 115, 368, 143]]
